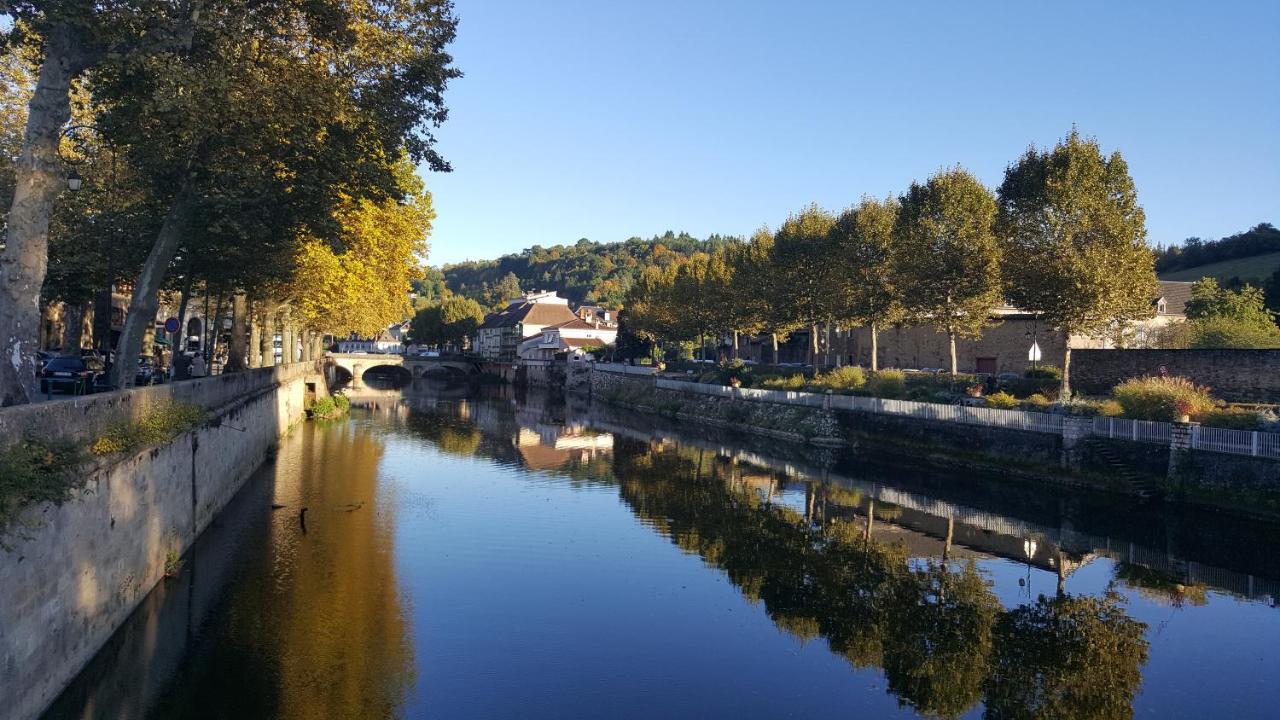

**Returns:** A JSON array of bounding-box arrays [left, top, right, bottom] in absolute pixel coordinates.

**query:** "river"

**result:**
[[43, 383, 1280, 719]]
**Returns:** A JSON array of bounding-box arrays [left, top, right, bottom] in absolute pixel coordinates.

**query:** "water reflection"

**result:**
[[46, 420, 413, 720], [45, 386, 1280, 720]]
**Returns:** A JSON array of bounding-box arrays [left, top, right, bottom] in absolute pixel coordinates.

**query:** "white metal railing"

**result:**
[[593, 362, 656, 376], [645, 374, 1280, 461], [1193, 425, 1280, 459], [1090, 416, 1173, 445]]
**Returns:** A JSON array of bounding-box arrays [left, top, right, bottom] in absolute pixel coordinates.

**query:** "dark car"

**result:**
[[38, 356, 106, 395], [136, 357, 160, 386]]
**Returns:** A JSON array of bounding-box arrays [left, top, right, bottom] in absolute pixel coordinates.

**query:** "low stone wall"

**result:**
[[586, 367, 1280, 519], [1072, 349, 1280, 402], [0, 363, 321, 720], [836, 409, 1063, 468]]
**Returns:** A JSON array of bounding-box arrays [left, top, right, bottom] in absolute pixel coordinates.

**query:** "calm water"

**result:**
[[45, 385, 1280, 719]]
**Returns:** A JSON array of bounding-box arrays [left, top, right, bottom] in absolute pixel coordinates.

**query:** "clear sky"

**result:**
[[421, 0, 1279, 266]]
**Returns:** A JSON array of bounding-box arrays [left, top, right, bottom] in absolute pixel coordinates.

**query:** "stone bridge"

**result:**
[[325, 353, 483, 388]]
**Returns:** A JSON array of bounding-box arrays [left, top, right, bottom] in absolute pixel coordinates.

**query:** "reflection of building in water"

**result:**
[[515, 426, 613, 471]]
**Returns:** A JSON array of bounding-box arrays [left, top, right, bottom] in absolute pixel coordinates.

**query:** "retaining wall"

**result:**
[[1072, 349, 1280, 402], [585, 366, 1280, 518], [0, 363, 322, 720]]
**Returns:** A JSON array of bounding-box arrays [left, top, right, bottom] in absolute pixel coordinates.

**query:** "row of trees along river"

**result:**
[[625, 129, 1155, 398], [0, 1, 460, 404]]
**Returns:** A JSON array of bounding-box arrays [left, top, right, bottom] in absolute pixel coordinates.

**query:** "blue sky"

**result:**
[[421, 0, 1279, 266]]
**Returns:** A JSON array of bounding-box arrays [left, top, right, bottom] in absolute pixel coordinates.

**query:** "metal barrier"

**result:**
[[1091, 416, 1173, 445], [1193, 425, 1280, 459]]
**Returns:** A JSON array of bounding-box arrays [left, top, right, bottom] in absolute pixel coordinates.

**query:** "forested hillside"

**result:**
[[438, 232, 739, 308], [1155, 223, 1279, 276]]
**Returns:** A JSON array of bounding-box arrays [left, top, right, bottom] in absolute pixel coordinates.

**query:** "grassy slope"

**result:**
[[1159, 251, 1280, 283]]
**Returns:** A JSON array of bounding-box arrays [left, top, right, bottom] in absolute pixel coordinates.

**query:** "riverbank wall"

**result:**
[[0, 362, 326, 720], [583, 365, 1280, 519]]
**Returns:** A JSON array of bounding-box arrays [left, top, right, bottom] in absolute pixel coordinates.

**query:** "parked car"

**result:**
[[38, 355, 106, 395], [136, 357, 160, 386]]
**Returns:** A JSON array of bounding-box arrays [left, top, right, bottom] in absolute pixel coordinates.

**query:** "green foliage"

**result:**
[[997, 129, 1156, 395], [761, 374, 806, 391], [829, 196, 903, 367], [867, 369, 907, 399], [771, 204, 840, 359], [1155, 223, 1280, 275], [1025, 393, 1052, 407], [444, 231, 740, 308], [809, 365, 867, 392], [985, 593, 1148, 720], [91, 402, 208, 456], [1024, 365, 1062, 380], [1111, 376, 1216, 421], [1197, 408, 1262, 430], [1188, 316, 1280, 348], [984, 391, 1018, 409], [1094, 399, 1125, 417], [0, 437, 86, 532], [309, 393, 353, 421], [409, 295, 487, 349], [895, 167, 1002, 373], [1184, 278, 1275, 324]]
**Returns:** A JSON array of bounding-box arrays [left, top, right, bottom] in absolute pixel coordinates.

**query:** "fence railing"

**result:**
[[646, 375, 1280, 461], [1090, 417, 1173, 445], [1193, 425, 1280, 459]]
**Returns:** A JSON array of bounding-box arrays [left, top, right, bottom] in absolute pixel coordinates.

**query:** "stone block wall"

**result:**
[[0, 364, 316, 720], [1071, 349, 1280, 402]]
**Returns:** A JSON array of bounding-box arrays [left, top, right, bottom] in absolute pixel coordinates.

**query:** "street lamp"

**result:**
[[66, 168, 82, 192]]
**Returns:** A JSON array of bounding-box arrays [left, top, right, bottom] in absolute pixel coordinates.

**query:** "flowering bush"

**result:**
[[1112, 376, 1215, 421]]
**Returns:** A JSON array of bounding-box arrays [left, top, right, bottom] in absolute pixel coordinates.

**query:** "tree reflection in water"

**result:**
[[412, 409, 1150, 720]]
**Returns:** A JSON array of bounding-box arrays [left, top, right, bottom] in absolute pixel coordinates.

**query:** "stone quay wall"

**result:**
[[0, 362, 324, 720], [584, 366, 1280, 518], [1071, 349, 1280, 403]]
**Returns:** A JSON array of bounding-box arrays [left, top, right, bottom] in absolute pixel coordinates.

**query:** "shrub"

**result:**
[[0, 438, 86, 532], [906, 386, 948, 403], [810, 366, 866, 392], [761, 373, 806, 391], [866, 369, 906, 399], [1023, 365, 1062, 380], [334, 394, 350, 411], [984, 391, 1018, 409], [91, 402, 208, 456], [1094, 399, 1125, 417], [1025, 393, 1051, 407], [1111, 376, 1216, 421], [1197, 408, 1262, 430]]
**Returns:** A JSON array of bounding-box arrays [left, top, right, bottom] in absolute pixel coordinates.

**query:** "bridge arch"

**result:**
[[361, 364, 413, 389]]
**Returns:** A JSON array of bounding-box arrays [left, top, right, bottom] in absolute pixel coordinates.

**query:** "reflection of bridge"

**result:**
[[325, 353, 482, 388]]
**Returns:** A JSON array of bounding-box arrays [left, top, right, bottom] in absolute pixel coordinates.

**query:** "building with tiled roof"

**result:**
[[474, 292, 580, 361]]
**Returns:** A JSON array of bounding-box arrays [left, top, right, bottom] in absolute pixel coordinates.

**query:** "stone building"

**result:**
[[474, 291, 580, 361]]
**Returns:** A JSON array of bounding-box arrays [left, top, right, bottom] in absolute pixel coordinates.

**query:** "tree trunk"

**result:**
[[172, 276, 194, 381], [824, 322, 831, 368], [225, 292, 248, 372], [206, 290, 227, 372], [248, 302, 261, 369], [301, 330, 313, 362], [948, 329, 958, 376], [732, 330, 739, 360], [0, 25, 81, 405], [61, 302, 85, 352], [809, 323, 818, 366], [260, 309, 275, 367], [111, 184, 195, 389], [870, 321, 879, 372], [770, 332, 779, 365], [1061, 345, 1072, 399]]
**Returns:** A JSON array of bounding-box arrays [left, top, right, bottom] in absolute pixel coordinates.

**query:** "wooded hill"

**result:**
[[439, 232, 739, 308], [1155, 223, 1280, 282]]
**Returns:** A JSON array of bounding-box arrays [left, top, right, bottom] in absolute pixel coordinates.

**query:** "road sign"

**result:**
[[1028, 341, 1042, 362], [164, 317, 181, 334]]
